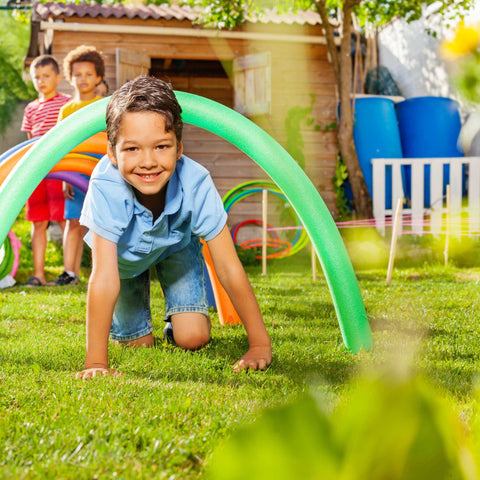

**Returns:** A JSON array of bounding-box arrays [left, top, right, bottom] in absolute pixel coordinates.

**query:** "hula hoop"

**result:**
[[222, 180, 280, 206], [240, 238, 292, 259], [241, 238, 291, 250], [231, 219, 279, 243], [225, 188, 286, 213], [223, 181, 302, 243], [0, 94, 372, 352], [224, 186, 308, 256], [231, 219, 293, 259]]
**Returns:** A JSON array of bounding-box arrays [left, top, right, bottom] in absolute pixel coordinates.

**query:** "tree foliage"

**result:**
[[186, 0, 474, 218], [0, 10, 35, 137], [187, 0, 474, 29]]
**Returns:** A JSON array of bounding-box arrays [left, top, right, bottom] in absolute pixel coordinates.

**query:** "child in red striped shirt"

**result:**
[[21, 55, 71, 286]]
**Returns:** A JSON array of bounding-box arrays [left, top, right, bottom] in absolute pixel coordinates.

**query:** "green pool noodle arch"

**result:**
[[0, 93, 373, 352]]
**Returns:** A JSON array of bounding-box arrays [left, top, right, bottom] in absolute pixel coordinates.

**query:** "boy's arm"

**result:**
[[206, 225, 272, 372], [76, 233, 122, 380]]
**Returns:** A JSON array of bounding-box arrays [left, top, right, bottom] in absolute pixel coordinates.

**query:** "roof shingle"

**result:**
[[33, 1, 322, 26]]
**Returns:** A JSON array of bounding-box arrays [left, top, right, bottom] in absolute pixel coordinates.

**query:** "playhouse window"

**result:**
[[234, 52, 271, 116]]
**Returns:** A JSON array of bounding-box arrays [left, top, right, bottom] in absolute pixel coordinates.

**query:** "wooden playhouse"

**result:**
[[25, 2, 339, 235]]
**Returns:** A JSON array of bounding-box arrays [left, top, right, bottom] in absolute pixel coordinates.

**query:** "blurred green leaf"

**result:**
[[334, 375, 477, 480], [208, 375, 478, 480], [207, 395, 341, 480]]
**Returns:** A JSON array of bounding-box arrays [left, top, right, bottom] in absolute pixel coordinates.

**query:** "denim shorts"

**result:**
[[110, 237, 209, 341]]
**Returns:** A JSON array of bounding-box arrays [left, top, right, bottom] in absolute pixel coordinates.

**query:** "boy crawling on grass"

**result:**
[[76, 76, 272, 379]]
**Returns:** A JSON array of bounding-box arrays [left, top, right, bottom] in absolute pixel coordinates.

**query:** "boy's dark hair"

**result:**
[[63, 45, 105, 82], [30, 55, 60, 75], [106, 76, 183, 148]]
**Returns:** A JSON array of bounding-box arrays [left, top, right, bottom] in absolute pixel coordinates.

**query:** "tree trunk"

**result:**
[[315, 0, 373, 219]]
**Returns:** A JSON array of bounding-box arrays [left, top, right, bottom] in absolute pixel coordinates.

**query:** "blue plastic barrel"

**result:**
[[396, 96, 463, 206], [352, 97, 403, 209]]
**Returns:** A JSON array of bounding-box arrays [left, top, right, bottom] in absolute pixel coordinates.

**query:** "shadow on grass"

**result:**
[[4, 284, 88, 296], [112, 324, 359, 389], [0, 281, 357, 391], [368, 317, 473, 342], [369, 316, 428, 337], [275, 305, 337, 323], [256, 285, 316, 295], [427, 363, 480, 398]]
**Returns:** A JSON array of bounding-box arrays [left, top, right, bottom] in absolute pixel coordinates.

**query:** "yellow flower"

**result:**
[[442, 22, 480, 58]]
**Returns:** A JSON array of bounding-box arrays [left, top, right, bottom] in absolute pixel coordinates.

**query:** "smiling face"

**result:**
[[70, 61, 101, 100], [108, 111, 183, 215], [31, 64, 61, 101]]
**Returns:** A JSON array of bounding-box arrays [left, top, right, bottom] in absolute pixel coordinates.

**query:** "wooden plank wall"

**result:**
[[48, 18, 338, 238], [171, 76, 234, 109]]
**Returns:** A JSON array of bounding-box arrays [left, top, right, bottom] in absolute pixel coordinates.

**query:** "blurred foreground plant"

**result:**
[[207, 373, 478, 480]]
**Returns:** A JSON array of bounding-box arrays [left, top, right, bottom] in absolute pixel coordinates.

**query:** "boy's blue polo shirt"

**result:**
[[80, 154, 227, 279]]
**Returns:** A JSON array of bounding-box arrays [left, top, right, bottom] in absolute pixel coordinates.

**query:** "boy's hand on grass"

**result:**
[[76, 366, 123, 381], [233, 345, 272, 373]]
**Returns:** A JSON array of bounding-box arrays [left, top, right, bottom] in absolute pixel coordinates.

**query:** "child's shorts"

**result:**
[[110, 237, 209, 342], [64, 183, 86, 219], [26, 179, 65, 222]]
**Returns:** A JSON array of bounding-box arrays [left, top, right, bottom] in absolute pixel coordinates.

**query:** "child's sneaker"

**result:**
[[163, 322, 175, 344], [47, 271, 79, 286]]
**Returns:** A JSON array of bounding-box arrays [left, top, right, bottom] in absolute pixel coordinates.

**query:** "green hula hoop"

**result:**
[[223, 183, 309, 257], [0, 93, 373, 352], [224, 181, 309, 256], [223, 180, 276, 205]]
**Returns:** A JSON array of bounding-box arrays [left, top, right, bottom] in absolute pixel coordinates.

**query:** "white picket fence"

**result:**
[[371, 157, 480, 234]]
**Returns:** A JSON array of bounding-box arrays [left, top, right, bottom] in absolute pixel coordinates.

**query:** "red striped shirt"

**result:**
[[21, 93, 71, 137]]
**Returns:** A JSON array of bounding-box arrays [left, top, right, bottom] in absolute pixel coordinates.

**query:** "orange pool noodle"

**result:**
[[202, 241, 241, 326]]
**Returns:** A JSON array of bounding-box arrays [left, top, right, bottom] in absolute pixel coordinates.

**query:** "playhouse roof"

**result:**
[[32, 1, 324, 26]]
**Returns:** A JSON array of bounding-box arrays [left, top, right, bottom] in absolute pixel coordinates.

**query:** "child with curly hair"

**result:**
[[49, 45, 105, 286]]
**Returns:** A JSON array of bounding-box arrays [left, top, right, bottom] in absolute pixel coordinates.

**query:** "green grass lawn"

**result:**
[[2, 217, 480, 478]]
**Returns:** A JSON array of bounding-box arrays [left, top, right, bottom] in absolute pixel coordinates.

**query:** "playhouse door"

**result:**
[[115, 48, 151, 90]]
